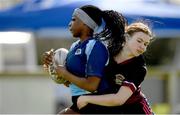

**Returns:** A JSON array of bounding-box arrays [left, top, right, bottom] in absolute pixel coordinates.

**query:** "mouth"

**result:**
[[137, 50, 143, 54], [69, 28, 72, 31], [69, 28, 73, 33]]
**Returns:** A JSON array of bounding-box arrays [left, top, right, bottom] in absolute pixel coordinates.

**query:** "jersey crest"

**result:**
[[115, 74, 125, 85], [75, 48, 82, 55]]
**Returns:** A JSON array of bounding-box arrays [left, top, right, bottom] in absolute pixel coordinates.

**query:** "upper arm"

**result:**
[[122, 65, 147, 93], [84, 41, 108, 91], [132, 65, 147, 87]]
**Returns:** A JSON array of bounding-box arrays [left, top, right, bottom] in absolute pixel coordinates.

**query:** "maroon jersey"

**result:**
[[105, 55, 153, 114]]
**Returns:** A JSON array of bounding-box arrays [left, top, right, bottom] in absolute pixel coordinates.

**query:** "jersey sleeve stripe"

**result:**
[[85, 39, 96, 61], [122, 81, 137, 92]]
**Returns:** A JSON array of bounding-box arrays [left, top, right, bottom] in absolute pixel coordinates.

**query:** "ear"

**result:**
[[122, 42, 125, 47], [125, 33, 131, 41]]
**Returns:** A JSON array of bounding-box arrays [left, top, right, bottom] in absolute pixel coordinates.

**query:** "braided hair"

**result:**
[[96, 10, 127, 57]]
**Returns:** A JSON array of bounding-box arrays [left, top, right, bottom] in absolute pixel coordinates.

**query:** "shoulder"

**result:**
[[134, 55, 147, 75], [85, 39, 109, 62], [126, 55, 147, 75], [91, 39, 107, 49]]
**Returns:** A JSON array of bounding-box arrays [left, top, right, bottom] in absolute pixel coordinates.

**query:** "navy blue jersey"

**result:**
[[65, 37, 109, 96]]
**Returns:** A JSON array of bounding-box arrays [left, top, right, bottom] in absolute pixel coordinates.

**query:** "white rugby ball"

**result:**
[[53, 48, 69, 66], [48, 48, 69, 84]]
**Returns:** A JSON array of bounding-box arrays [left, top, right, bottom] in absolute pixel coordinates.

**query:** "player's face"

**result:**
[[127, 32, 151, 57], [68, 16, 84, 38]]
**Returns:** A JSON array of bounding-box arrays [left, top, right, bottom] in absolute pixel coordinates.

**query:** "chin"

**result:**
[[72, 33, 79, 38], [72, 34, 77, 37], [134, 53, 140, 57]]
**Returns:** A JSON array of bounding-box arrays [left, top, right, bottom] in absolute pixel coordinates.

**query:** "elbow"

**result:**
[[83, 83, 98, 92], [82, 77, 100, 92], [78, 86, 97, 92], [111, 94, 126, 106], [85, 76, 100, 92], [87, 85, 98, 92]]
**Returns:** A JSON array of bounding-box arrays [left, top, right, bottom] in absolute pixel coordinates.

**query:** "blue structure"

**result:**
[[0, 0, 180, 38]]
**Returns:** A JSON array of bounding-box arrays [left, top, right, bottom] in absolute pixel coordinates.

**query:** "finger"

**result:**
[[42, 51, 52, 64], [46, 49, 54, 56], [64, 81, 70, 87], [50, 48, 54, 55], [43, 64, 49, 72], [43, 58, 52, 65], [42, 53, 54, 65], [43, 49, 54, 58], [43, 56, 53, 63]]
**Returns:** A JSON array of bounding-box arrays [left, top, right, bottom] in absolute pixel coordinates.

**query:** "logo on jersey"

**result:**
[[115, 74, 125, 85], [75, 48, 82, 55]]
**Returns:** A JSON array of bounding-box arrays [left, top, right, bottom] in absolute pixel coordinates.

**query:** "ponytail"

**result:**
[[96, 10, 127, 56], [79, 5, 126, 56]]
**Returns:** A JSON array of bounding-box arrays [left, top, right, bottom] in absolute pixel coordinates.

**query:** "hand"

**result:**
[[63, 81, 71, 87], [77, 96, 88, 109], [55, 65, 67, 78], [43, 64, 49, 72], [42, 49, 54, 67]]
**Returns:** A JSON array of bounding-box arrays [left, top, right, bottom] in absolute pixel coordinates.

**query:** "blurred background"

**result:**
[[0, 0, 180, 114]]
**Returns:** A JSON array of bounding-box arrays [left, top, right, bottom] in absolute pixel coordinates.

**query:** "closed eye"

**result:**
[[137, 39, 143, 43], [72, 18, 75, 21]]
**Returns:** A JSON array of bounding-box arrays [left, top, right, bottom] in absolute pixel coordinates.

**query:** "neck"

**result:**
[[114, 46, 134, 64], [79, 29, 92, 42], [79, 34, 91, 42]]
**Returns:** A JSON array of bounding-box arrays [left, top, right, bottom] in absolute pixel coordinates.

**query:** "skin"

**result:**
[[77, 31, 151, 109]]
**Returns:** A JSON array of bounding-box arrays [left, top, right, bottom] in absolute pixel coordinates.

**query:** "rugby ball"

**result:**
[[53, 48, 69, 66], [48, 48, 69, 84]]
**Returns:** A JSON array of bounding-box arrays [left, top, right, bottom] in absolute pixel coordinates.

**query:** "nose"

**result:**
[[68, 21, 72, 28], [140, 45, 146, 52]]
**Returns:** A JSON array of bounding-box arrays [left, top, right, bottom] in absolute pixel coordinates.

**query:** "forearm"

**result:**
[[64, 72, 94, 91], [56, 68, 99, 92], [79, 86, 133, 107], [83, 94, 123, 107]]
